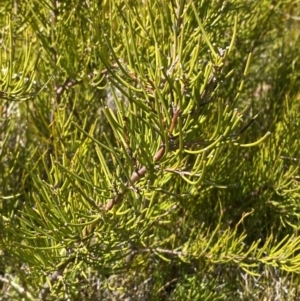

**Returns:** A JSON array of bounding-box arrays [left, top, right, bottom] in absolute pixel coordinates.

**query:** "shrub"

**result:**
[[1, 1, 300, 300]]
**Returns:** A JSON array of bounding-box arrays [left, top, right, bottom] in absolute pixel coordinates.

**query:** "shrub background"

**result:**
[[1, 1, 300, 300]]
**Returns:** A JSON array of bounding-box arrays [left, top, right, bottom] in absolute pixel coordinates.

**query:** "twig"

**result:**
[[169, 108, 181, 135], [105, 146, 165, 210], [55, 77, 80, 96], [38, 260, 71, 300], [105, 105, 182, 211], [156, 277, 178, 294]]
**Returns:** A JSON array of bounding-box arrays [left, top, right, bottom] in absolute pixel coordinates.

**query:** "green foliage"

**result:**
[[1, 0, 300, 300]]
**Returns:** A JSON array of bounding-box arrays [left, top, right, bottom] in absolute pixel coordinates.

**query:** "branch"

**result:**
[[105, 108, 181, 211], [38, 259, 72, 301], [105, 146, 165, 210]]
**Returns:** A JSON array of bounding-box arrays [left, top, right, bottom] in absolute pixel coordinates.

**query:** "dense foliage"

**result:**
[[1, 0, 300, 300]]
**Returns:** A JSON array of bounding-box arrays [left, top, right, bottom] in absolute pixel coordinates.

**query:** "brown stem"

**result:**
[[105, 145, 165, 211], [38, 259, 71, 300], [169, 108, 181, 135]]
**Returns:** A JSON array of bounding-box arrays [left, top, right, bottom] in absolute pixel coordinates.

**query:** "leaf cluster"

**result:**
[[0, 0, 300, 300]]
